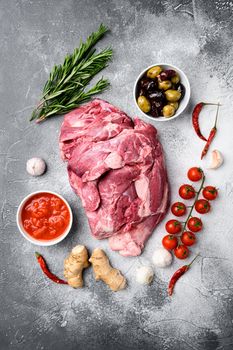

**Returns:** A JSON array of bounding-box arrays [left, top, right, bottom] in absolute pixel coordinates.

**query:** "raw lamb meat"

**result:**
[[59, 99, 169, 256]]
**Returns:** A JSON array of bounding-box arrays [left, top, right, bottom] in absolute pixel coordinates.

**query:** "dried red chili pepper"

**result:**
[[168, 254, 199, 296], [192, 103, 207, 141], [35, 252, 68, 284], [192, 102, 220, 141], [201, 103, 220, 159]]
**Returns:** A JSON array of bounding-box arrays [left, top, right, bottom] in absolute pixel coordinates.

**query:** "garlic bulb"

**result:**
[[209, 150, 223, 169], [26, 158, 46, 176], [152, 248, 172, 268], [136, 266, 154, 285]]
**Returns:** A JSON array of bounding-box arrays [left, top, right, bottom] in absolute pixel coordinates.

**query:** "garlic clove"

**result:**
[[26, 157, 46, 176], [136, 266, 154, 285], [208, 150, 223, 169], [152, 248, 172, 268]]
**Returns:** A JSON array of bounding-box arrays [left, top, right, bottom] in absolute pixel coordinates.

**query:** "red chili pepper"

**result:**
[[192, 103, 207, 141], [35, 252, 68, 284], [168, 254, 199, 296], [192, 102, 220, 141], [201, 103, 220, 159]]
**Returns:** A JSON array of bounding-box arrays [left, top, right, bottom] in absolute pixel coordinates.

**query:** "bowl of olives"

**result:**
[[134, 64, 190, 121]]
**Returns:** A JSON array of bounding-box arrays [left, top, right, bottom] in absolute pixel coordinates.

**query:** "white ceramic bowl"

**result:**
[[133, 63, 191, 121], [16, 191, 73, 246]]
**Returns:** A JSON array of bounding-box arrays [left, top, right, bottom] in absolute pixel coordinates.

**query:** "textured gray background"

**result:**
[[1, 0, 233, 349]]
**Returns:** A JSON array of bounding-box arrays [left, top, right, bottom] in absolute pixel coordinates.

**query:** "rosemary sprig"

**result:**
[[36, 78, 110, 122], [30, 24, 112, 122]]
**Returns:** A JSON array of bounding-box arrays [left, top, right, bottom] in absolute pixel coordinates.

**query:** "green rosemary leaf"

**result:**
[[31, 24, 112, 122], [35, 78, 110, 122]]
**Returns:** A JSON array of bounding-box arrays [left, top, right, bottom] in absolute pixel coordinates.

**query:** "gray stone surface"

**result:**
[[1, 0, 233, 349]]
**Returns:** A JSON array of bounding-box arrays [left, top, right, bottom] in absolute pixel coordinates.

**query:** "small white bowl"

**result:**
[[133, 63, 191, 121], [16, 191, 73, 246]]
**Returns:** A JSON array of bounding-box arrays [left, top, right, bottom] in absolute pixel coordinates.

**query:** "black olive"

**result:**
[[154, 101, 164, 113], [176, 83, 185, 100], [140, 78, 151, 89], [139, 78, 157, 93], [150, 104, 159, 118], [150, 100, 163, 117], [140, 78, 148, 88], [148, 91, 166, 103], [159, 70, 176, 81], [165, 69, 176, 78], [159, 72, 166, 81], [147, 80, 157, 92]]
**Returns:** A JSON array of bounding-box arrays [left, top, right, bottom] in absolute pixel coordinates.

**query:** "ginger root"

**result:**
[[64, 245, 89, 288], [89, 248, 126, 292]]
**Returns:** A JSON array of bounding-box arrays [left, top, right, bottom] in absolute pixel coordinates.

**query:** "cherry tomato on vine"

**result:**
[[174, 245, 189, 259], [195, 199, 211, 214], [187, 167, 203, 182], [181, 231, 196, 246], [187, 217, 203, 232], [162, 235, 178, 250], [179, 184, 196, 200], [202, 186, 218, 200], [165, 219, 182, 234], [171, 202, 186, 217]]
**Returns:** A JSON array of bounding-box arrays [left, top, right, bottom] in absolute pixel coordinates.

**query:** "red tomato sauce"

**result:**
[[22, 193, 70, 241]]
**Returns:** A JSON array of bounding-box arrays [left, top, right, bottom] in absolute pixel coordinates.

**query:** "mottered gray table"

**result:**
[[1, 0, 233, 349]]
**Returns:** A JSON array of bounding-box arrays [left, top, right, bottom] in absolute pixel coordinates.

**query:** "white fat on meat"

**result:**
[[135, 176, 151, 217], [104, 152, 123, 169]]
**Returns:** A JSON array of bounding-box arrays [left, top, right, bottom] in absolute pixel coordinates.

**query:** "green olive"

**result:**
[[158, 80, 172, 90], [137, 95, 151, 113], [171, 74, 180, 84], [165, 89, 181, 102], [163, 105, 176, 118], [147, 66, 162, 79], [168, 101, 179, 110]]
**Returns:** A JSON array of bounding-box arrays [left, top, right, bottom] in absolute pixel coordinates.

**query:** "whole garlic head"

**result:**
[[152, 248, 172, 268], [136, 266, 154, 285], [26, 158, 46, 176]]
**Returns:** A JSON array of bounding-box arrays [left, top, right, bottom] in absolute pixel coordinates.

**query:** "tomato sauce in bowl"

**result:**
[[17, 191, 72, 245]]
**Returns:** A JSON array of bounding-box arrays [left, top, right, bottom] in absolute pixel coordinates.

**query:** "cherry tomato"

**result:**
[[195, 199, 211, 214], [181, 231, 196, 246], [179, 184, 196, 200], [162, 235, 178, 250], [165, 219, 182, 234], [171, 202, 186, 217], [187, 217, 203, 232], [202, 186, 218, 200], [174, 245, 189, 259], [187, 167, 203, 182]]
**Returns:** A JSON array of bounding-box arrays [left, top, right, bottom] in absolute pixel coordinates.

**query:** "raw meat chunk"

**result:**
[[60, 99, 169, 256]]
